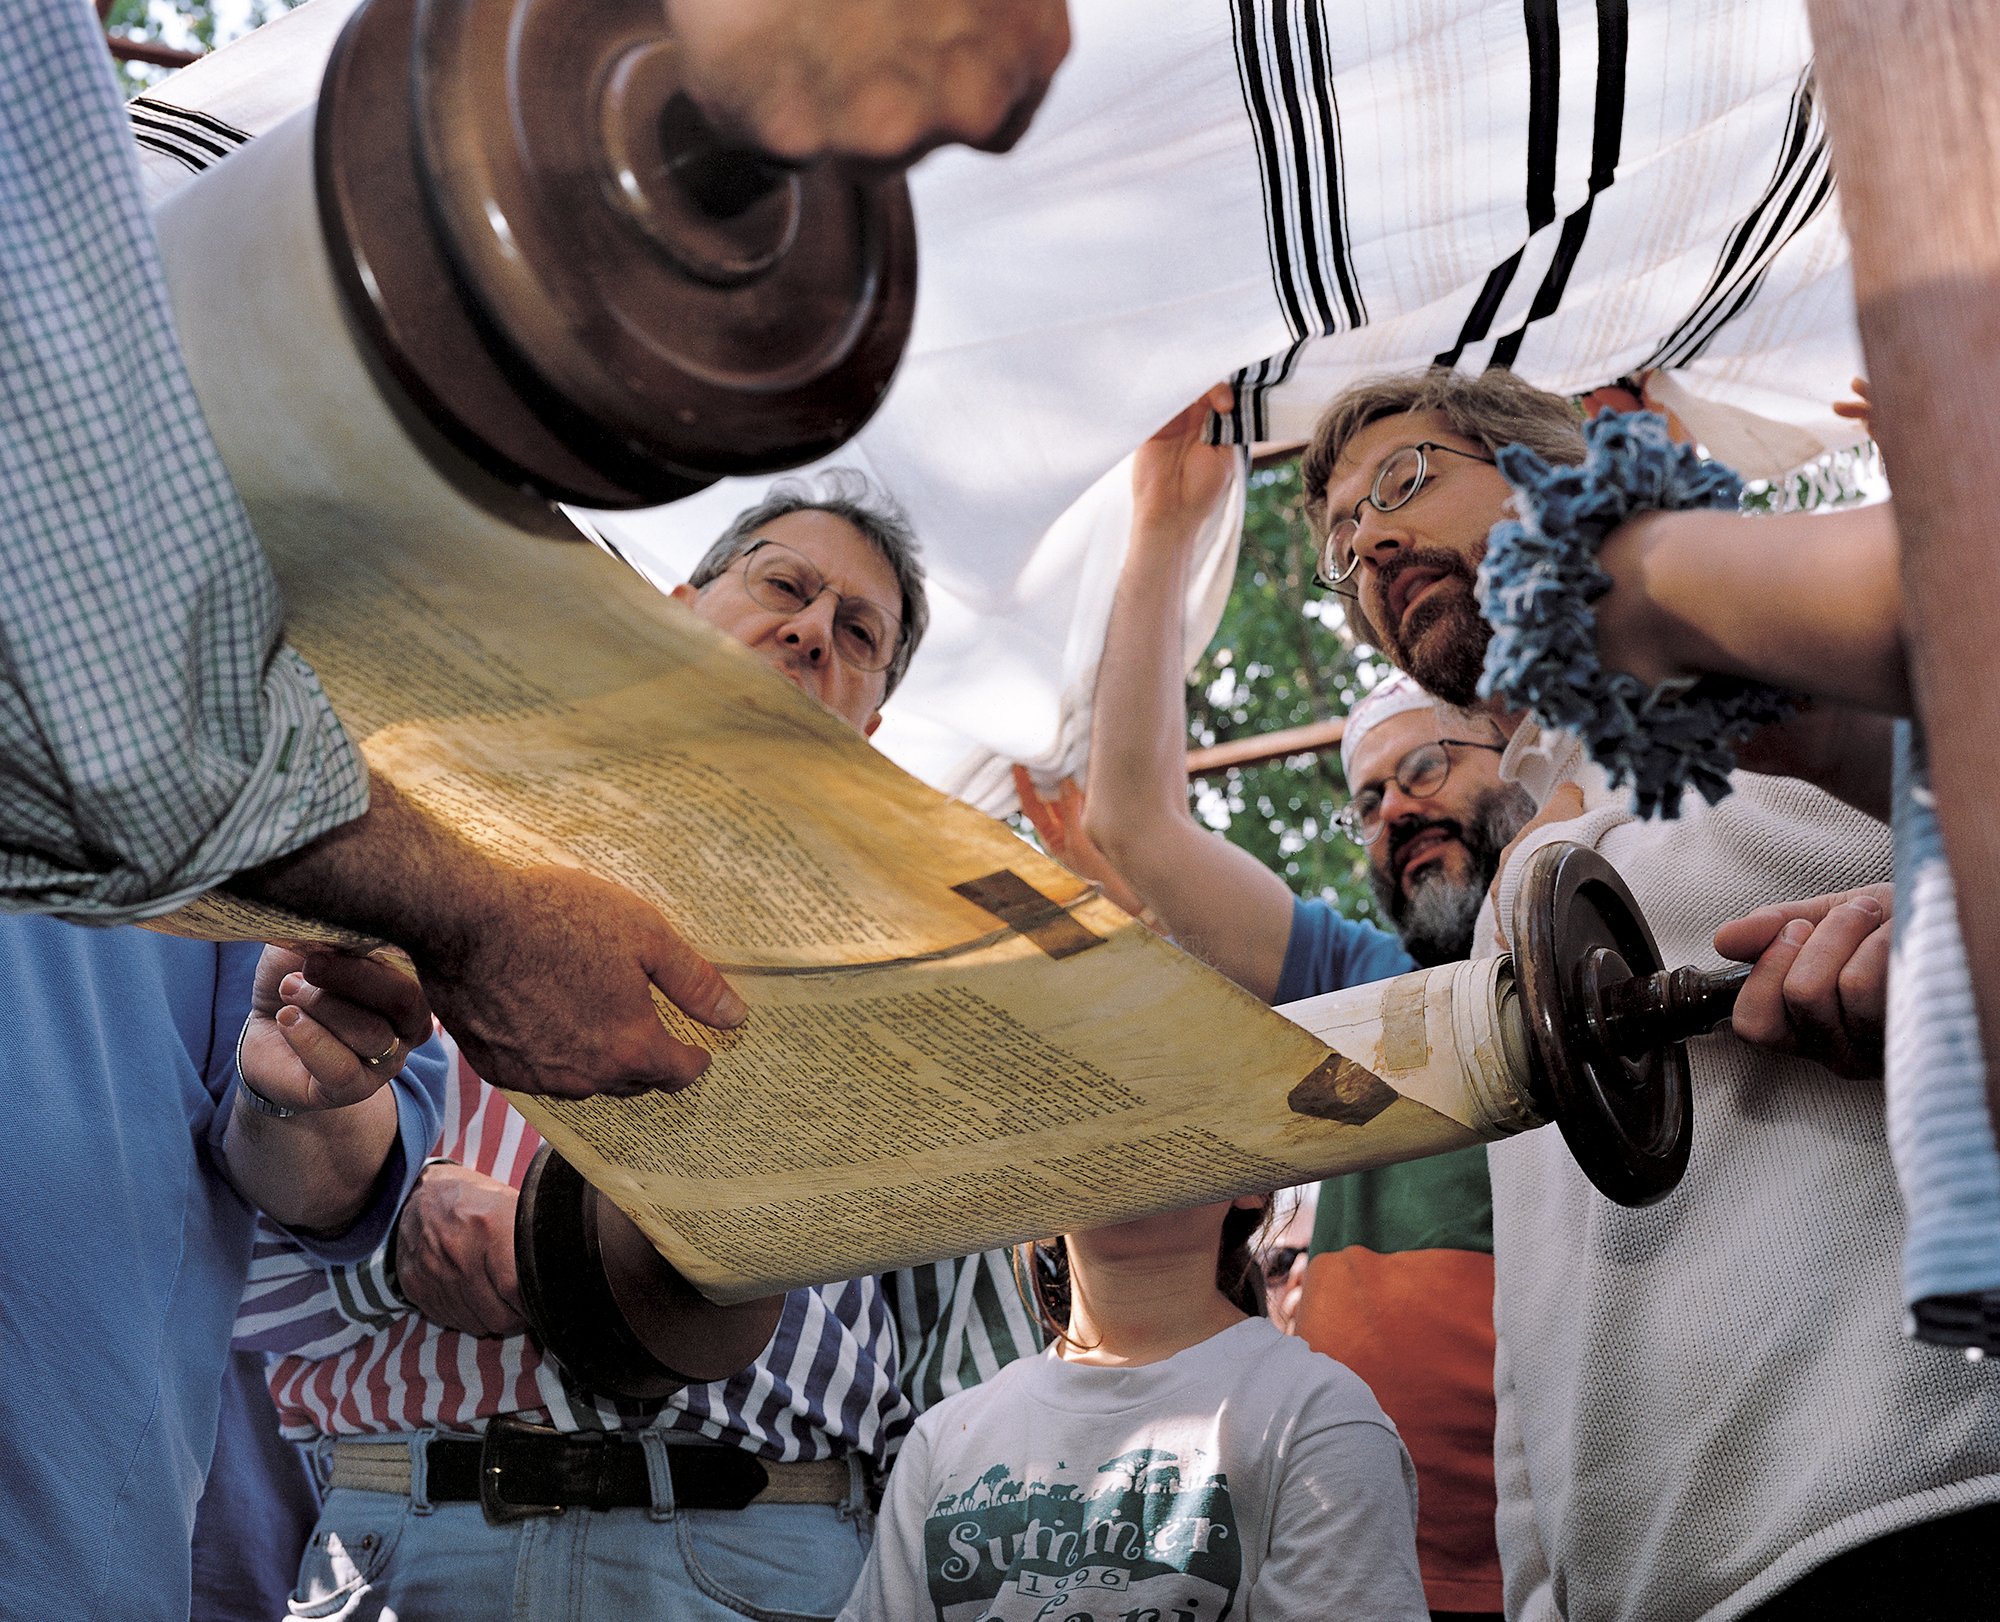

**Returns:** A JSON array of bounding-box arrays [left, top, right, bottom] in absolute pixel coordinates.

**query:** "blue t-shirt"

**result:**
[[0, 916, 447, 1621], [1274, 896, 1418, 1003]]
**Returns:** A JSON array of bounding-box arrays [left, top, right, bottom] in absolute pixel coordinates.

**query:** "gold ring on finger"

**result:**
[[364, 1035, 401, 1069]]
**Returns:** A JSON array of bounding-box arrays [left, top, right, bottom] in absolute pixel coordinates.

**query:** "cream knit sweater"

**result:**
[[1483, 732, 2000, 1622]]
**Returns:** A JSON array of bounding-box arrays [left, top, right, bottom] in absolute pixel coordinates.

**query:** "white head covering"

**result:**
[[1339, 672, 1439, 783]]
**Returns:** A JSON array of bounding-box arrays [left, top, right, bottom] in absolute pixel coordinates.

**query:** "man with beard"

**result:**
[[1298, 367, 2000, 1621], [1064, 395, 1533, 1620], [1358, 697, 1531, 970]]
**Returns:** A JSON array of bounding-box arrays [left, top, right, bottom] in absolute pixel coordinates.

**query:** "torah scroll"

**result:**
[[132, 0, 1564, 1300], [144, 423, 1556, 1300]]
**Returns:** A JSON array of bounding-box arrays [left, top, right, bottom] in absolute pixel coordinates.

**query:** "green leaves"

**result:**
[[1186, 460, 1386, 919]]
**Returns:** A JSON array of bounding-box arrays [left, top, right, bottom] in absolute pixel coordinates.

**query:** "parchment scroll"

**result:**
[[144, 116, 1542, 1302]]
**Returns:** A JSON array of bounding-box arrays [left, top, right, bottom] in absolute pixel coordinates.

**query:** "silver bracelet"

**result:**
[[233, 1019, 303, 1119]]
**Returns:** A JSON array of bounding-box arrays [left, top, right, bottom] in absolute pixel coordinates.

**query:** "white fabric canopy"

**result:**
[[135, 0, 1860, 809]]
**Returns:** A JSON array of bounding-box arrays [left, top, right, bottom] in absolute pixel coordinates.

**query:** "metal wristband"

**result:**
[[234, 1020, 304, 1119]]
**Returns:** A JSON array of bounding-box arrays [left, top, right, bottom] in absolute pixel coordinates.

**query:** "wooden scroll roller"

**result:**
[[515, 841, 1748, 1399], [515, 1145, 786, 1400], [1506, 840, 1742, 1206], [151, 0, 915, 548], [1278, 841, 1747, 1212]]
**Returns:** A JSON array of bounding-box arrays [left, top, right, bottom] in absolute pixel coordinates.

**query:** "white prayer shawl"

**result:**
[[132, 0, 1861, 807]]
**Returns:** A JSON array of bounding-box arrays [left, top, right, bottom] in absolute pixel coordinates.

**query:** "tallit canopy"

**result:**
[[134, 0, 1859, 809]]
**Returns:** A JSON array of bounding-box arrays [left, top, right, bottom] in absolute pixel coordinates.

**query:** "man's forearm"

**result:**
[[221, 1087, 399, 1236], [229, 774, 491, 959], [1084, 524, 1204, 863], [1083, 520, 1294, 1000], [1598, 504, 1907, 713], [1811, 0, 2000, 1124], [228, 770, 743, 1099]]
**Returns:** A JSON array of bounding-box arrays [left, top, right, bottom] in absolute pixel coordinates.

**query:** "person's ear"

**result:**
[[669, 582, 697, 607], [864, 711, 883, 737]]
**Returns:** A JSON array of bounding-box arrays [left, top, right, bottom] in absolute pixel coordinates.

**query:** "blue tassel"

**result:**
[[1475, 410, 1798, 819]]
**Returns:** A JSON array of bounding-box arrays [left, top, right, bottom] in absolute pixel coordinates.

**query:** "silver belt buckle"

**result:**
[[478, 1413, 568, 1525]]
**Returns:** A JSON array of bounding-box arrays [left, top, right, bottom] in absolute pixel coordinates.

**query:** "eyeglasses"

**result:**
[[1316, 441, 1498, 589], [1337, 737, 1507, 844], [733, 539, 903, 673]]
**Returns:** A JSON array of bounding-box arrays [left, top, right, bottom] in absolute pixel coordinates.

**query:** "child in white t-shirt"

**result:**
[[842, 1195, 1427, 1621]]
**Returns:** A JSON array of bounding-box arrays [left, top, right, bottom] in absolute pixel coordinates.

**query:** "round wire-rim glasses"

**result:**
[[735, 538, 904, 673], [1316, 441, 1498, 590], [1337, 736, 1507, 844]]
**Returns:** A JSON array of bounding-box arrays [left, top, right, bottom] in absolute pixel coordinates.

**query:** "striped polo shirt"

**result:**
[[236, 1046, 1037, 1466]]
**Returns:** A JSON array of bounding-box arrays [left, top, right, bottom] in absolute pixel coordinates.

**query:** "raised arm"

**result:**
[[1080, 391, 1295, 1000], [1588, 497, 1903, 818], [1592, 500, 1907, 715], [1809, 0, 2000, 1126]]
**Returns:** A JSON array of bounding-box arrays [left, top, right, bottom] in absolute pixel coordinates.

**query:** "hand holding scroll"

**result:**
[[240, 778, 746, 1099], [1714, 884, 1892, 1080], [394, 1161, 528, 1337], [411, 864, 748, 1100]]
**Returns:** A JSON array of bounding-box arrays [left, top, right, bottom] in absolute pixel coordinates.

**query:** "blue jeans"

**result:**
[[286, 1436, 874, 1622]]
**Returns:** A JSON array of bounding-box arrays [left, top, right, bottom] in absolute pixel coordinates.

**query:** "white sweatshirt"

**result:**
[[1486, 734, 2000, 1621]]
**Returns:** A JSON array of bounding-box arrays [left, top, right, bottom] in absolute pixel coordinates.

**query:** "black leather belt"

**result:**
[[329, 1414, 848, 1524]]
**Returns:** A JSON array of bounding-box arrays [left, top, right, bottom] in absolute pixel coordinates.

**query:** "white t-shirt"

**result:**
[[841, 1316, 1426, 1622]]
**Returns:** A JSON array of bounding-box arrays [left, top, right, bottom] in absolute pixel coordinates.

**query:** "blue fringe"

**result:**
[[1475, 410, 1798, 819]]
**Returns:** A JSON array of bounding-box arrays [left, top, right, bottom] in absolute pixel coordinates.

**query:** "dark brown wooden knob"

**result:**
[[515, 1145, 783, 1399], [1510, 842, 1696, 1207], [1593, 960, 1754, 1057], [316, 0, 917, 513]]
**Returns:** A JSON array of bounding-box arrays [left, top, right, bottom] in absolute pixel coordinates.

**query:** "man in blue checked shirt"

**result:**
[[0, 0, 1063, 1104], [1, 1, 751, 1100]]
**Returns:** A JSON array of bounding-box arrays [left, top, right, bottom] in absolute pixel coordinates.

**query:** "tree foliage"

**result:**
[[108, 0, 299, 96], [1183, 458, 1387, 922]]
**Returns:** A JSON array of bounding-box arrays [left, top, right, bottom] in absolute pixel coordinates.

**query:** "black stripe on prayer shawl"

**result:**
[[133, 130, 220, 174], [1487, 0, 1628, 370], [132, 97, 253, 146], [1226, 1, 1364, 435], [1224, 341, 1309, 443], [1296, 0, 1366, 330], [1228, 0, 1367, 345], [1640, 66, 1832, 371], [1434, 0, 1563, 369], [1231, 0, 1310, 339], [129, 97, 251, 175]]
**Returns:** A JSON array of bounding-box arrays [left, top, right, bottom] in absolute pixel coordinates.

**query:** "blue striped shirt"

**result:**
[[237, 1059, 930, 1467]]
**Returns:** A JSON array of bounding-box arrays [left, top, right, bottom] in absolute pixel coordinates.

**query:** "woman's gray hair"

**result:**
[[688, 468, 930, 698]]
